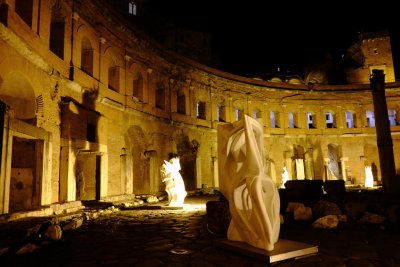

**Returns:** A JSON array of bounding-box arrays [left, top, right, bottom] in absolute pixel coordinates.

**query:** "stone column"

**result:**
[[340, 157, 348, 182], [370, 69, 399, 193], [196, 156, 202, 189], [144, 150, 158, 193], [59, 140, 77, 202], [305, 148, 315, 179], [0, 101, 5, 176], [284, 151, 293, 180], [324, 158, 333, 180], [212, 156, 219, 187], [120, 148, 133, 194], [0, 101, 7, 213]]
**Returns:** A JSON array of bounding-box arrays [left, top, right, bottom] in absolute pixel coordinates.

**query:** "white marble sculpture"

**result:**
[[364, 165, 374, 188], [218, 115, 280, 251], [161, 157, 187, 207]]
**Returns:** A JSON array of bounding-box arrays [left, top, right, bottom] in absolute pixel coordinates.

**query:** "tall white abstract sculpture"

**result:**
[[218, 115, 280, 251], [161, 157, 187, 207]]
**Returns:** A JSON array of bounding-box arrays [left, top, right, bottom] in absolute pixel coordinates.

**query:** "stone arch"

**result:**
[[125, 125, 150, 194], [306, 111, 317, 128], [363, 143, 380, 181], [215, 96, 226, 122], [0, 71, 36, 122], [128, 63, 146, 101], [104, 47, 124, 93], [155, 80, 166, 110], [133, 72, 144, 101], [233, 100, 245, 121], [325, 110, 337, 128], [195, 97, 206, 120], [327, 143, 341, 180], [176, 87, 186, 114], [252, 106, 263, 119], [50, 1, 66, 59], [0, 72, 53, 213], [172, 130, 197, 190], [76, 24, 100, 78], [293, 145, 306, 180], [366, 110, 375, 127], [80, 37, 93, 75], [283, 145, 294, 180], [345, 110, 357, 128]]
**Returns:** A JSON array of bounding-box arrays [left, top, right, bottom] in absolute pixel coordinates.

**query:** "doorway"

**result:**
[[75, 152, 101, 200], [9, 137, 43, 212]]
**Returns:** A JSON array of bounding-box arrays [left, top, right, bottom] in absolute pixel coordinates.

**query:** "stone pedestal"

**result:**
[[215, 238, 318, 264]]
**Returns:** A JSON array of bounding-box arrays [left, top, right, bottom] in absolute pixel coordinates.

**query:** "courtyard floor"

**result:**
[[0, 194, 400, 267]]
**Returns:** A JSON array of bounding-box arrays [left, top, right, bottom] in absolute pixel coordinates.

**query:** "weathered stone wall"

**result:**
[[1, 0, 400, 214], [346, 32, 395, 84]]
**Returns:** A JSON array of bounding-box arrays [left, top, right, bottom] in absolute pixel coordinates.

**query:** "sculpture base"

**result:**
[[215, 239, 318, 264], [126, 205, 183, 210]]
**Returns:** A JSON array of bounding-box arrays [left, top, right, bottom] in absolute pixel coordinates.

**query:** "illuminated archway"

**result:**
[[0, 71, 36, 122]]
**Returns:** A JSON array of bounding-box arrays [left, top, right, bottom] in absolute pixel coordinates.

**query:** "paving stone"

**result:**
[[1, 195, 400, 267], [136, 258, 165, 267], [143, 243, 174, 252]]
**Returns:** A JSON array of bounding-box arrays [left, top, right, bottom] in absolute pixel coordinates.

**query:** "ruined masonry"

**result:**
[[0, 0, 400, 215]]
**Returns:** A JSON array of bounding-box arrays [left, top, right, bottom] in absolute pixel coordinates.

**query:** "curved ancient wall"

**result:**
[[1, 0, 400, 211]]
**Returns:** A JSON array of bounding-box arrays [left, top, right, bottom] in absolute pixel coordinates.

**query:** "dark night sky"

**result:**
[[143, 1, 400, 79]]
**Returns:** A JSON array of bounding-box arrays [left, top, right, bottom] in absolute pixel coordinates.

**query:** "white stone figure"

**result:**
[[218, 115, 280, 251], [295, 159, 305, 180], [365, 165, 374, 188], [161, 157, 187, 207], [281, 166, 289, 189]]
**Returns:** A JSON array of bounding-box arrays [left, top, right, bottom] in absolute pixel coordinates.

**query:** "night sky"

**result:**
[[143, 1, 400, 79]]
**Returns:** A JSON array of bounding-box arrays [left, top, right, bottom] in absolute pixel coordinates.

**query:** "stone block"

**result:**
[[323, 180, 345, 195], [284, 180, 323, 199], [206, 199, 230, 236]]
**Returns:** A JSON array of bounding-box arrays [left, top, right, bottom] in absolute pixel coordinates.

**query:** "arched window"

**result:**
[[50, 4, 65, 59], [197, 101, 206, 120], [288, 112, 298, 128], [326, 112, 335, 128], [177, 89, 186, 114], [345, 111, 355, 128], [128, 2, 137, 15], [15, 0, 33, 27], [252, 108, 262, 119], [388, 109, 397, 126], [81, 37, 93, 75], [307, 112, 316, 129], [133, 72, 143, 101], [217, 105, 226, 122], [156, 82, 165, 110], [235, 107, 244, 121], [366, 110, 375, 127], [108, 60, 120, 92], [270, 111, 279, 128]]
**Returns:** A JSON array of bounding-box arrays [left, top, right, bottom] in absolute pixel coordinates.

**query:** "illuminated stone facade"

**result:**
[[1, 0, 400, 214], [346, 31, 395, 84]]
